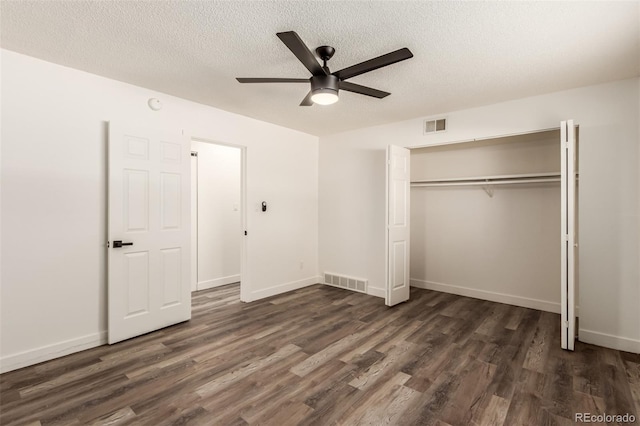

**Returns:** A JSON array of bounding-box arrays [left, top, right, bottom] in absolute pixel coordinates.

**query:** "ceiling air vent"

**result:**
[[424, 117, 447, 135]]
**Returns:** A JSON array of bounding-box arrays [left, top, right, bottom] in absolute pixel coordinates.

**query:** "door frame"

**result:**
[[191, 136, 249, 302], [190, 152, 199, 292]]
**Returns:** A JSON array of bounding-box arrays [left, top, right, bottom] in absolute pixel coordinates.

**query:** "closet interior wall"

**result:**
[[410, 130, 575, 313]]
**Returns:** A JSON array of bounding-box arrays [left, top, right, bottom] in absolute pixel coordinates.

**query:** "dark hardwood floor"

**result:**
[[1, 284, 638, 425]]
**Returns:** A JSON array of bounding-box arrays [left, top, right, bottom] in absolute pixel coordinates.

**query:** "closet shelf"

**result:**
[[411, 172, 562, 188]]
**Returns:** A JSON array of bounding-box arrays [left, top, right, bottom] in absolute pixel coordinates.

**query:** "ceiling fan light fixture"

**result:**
[[310, 74, 340, 105], [311, 88, 339, 105]]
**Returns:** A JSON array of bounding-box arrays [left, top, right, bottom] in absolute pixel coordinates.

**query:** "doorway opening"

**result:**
[[191, 139, 247, 303]]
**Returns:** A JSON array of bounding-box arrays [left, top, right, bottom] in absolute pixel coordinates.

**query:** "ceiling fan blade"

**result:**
[[236, 78, 309, 83], [300, 91, 314, 106], [334, 48, 413, 81], [277, 31, 327, 76], [339, 81, 390, 99]]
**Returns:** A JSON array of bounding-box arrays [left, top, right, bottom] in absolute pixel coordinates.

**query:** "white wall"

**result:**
[[319, 78, 640, 352], [192, 141, 241, 290], [0, 50, 319, 372]]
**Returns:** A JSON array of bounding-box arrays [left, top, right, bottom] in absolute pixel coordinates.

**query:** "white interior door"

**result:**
[[108, 122, 191, 344], [386, 145, 411, 306], [560, 119, 577, 350]]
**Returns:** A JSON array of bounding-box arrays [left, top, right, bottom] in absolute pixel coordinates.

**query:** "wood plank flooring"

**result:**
[[1, 284, 638, 425]]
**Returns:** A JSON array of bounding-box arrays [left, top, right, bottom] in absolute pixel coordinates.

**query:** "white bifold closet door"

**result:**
[[561, 120, 577, 350], [108, 122, 191, 344], [386, 145, 411, 306]]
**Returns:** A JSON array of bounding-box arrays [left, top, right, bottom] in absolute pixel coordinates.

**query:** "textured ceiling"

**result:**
[[1, 1, 639, 136]]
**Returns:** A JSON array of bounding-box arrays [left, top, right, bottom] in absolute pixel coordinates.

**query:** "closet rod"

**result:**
[[412, 172, 560, 183], [411, 177, 560, 188]]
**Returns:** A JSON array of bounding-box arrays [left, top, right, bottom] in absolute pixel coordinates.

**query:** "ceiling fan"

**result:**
[[236, 31, 413, 106]]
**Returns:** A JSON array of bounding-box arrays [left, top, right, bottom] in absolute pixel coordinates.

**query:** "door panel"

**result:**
[[560, 119, 577, 351], [161, 247, 182, 307], [386, 145, 411, 306], [160, 173, 181, 229], [391, 241, 407, 289], [124, 251, 150, 317], [108, 122, 191, 344], [124, 170, 149, 232], [392, 180, 407, 226], [125, 135, 149, 160]]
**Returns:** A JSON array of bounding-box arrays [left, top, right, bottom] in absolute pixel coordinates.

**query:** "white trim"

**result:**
[[409, 126, 562, 150], [239, 146, 249, 302], [247, 276, 320, 302], [190, 153, 199, 292], [384, 145, 390, 305], [579, 329, 640, 354], [367, 286, 386, 298], [323, 283, 366, 294], [410, 278, 560, 314], [0, 331, 107, 374], [197, 274, 241, 291]]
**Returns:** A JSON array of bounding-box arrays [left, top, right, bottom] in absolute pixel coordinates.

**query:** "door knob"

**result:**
[[113, 240, 133, 248]]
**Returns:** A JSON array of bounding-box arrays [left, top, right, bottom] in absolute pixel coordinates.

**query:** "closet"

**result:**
[[386, 122, 578, 349]]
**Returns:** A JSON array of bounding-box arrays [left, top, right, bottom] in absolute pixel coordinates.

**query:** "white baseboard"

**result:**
[[248, 275, 320, 302], [410, 278, 561, 314], [0, 331, 107, 374], [367, 286, 385, 299], [579, 329, 640, 353], [197, 274, 240, 291]]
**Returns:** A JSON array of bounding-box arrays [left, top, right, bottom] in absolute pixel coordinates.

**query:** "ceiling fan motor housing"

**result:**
[[311, 74, 339, 95]]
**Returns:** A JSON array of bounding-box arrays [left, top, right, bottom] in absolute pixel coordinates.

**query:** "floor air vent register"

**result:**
[[323, 273, 368, 293]]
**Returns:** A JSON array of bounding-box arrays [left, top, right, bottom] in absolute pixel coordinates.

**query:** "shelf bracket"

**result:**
[[482, 181, 494, 198]]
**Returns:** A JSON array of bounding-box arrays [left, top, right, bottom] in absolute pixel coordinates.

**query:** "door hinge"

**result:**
[[107, 241, 110, 248], [563, 321, 569, 329]]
